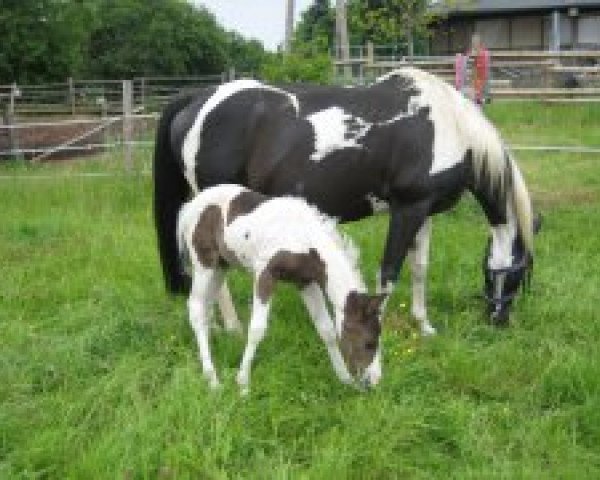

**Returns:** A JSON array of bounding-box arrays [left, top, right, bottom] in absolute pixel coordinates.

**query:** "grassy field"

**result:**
[[1, 102, 599, 479]]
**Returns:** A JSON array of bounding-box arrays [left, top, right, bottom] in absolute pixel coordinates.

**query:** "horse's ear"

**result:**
[[533, 213, 542, 234]]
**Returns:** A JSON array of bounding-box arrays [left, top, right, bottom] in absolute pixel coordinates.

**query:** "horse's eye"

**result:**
[[365, 341, 377, 351]]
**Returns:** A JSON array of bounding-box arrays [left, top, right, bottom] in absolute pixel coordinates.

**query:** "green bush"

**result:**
[[260, 53, 332, 85]]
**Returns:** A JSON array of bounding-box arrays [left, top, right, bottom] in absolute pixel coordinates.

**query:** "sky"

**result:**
[[194, 0, 316, 51]]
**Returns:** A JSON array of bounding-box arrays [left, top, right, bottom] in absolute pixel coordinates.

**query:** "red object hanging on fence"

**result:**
[[472, 46, 489, 104]]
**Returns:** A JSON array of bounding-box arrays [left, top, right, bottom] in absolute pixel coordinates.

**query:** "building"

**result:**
[[429, 1, 600, 54]]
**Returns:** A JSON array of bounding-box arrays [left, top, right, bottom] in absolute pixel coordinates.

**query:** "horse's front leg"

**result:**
[[408, 217, 436, 335], [301, 283, 353, 385], [367, 203, 430, 383], [236, 277, 272, 395]]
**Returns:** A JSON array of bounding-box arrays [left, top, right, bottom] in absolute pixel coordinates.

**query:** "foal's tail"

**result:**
[[153, 95, 194, 294]]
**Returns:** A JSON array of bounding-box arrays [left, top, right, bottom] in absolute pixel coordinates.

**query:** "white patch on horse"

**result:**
[[307, 106, 371, 162], [365, 194, 389, 213], [182, 80, 299, 192]]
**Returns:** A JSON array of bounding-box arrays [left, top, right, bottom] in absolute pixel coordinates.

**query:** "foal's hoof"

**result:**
[[224, 325, 244, 336], [363, 361, 382, 387]]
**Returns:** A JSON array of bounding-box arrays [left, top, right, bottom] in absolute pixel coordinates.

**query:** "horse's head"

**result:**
[[340, 291, 384, 385], [483, 213, 542, 325]]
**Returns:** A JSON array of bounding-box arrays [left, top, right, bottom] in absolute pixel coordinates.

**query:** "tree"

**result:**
[[86, 0, 229, 78], [293, 0, 437, 57], [0, 0, 94, 83], [0, 0, 268, 83], [348, 0, 433, 54], [224, 33, 267, 74], [293, 0, 335, 53]]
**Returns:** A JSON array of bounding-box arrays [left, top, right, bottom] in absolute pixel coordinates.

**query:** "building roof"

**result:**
[[431, 0, 600, 16]]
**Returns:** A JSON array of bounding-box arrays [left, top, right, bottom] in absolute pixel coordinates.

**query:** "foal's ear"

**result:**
[[345, 291, 362, 312], [369, 294, 386, 310], [533, 213, 543, 234]]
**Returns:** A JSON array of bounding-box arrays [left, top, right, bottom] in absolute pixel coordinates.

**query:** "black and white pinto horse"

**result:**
[[154, 68, 536, 384]]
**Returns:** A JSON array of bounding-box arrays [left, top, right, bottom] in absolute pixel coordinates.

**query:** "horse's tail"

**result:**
[[153, 94, 193, 294], [465, 104, 534, 256], [175, 198, 196, 278]]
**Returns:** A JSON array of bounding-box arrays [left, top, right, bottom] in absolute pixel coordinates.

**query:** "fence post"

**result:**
[[68, 77, 75, 116], [140, 77, 146, 109], [6, 84, 22, 161], [228, 67, 236, 82], [366, 41, 374, 66], [122, 79, 133, 170]]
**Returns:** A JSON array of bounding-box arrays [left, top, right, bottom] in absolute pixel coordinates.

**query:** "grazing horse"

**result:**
[[154, 68, 537, 383], [177, 184, 383, 392]]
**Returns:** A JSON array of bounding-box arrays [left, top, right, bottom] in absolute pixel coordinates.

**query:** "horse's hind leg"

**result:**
[[408, 217, 436, 335], [301, 283, 353, 385], [217, 282, 242, 334], [188, 267, 222, 389]]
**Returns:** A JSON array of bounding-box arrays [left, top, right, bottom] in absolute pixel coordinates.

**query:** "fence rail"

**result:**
[[1, 64, 599, 163], [334, 46, 600, 100]]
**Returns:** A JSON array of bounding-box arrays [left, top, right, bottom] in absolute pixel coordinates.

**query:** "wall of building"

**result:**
[[430, 9, 600, 54]]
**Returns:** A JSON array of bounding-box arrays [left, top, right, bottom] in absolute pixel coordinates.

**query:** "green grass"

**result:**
[[1, 103, 600, 479]]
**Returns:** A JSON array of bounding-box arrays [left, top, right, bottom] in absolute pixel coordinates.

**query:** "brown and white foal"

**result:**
[[177, 184, 383, 394]]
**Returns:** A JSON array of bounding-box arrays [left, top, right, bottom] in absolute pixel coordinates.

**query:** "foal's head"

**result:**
[[483, 213, 542, 325], [340, 291, 385, 383]]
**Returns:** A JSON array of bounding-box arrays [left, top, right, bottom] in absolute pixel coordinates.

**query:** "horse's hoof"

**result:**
[[421, 323, 437, 336], [239, 385, 250, 396]]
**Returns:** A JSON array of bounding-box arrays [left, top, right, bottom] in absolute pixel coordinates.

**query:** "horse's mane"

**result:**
[[305, 202, 360, 269], [376, 67, 533, 255], [376, 67, 506, 192]]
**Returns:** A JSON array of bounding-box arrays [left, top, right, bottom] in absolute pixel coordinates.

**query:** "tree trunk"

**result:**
[[336, 0, 351, 78], [284, 0, 295, 54]]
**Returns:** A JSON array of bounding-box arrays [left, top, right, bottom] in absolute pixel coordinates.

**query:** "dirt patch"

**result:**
[[0, 116, 156, 161], [532, 188, 600, 208]]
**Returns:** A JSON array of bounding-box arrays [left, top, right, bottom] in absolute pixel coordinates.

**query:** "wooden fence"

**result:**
[[334, 45, 600, 101], [0, 74, 231, 163]]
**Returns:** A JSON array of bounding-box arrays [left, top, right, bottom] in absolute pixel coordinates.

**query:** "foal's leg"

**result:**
[[213, 274, 242, 334], [408, 217, 436, 335], [217, 282, 242, 334], [188, 268, 222, 389], [301, 283, 353, 385], [236, 282, 272, 395]]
